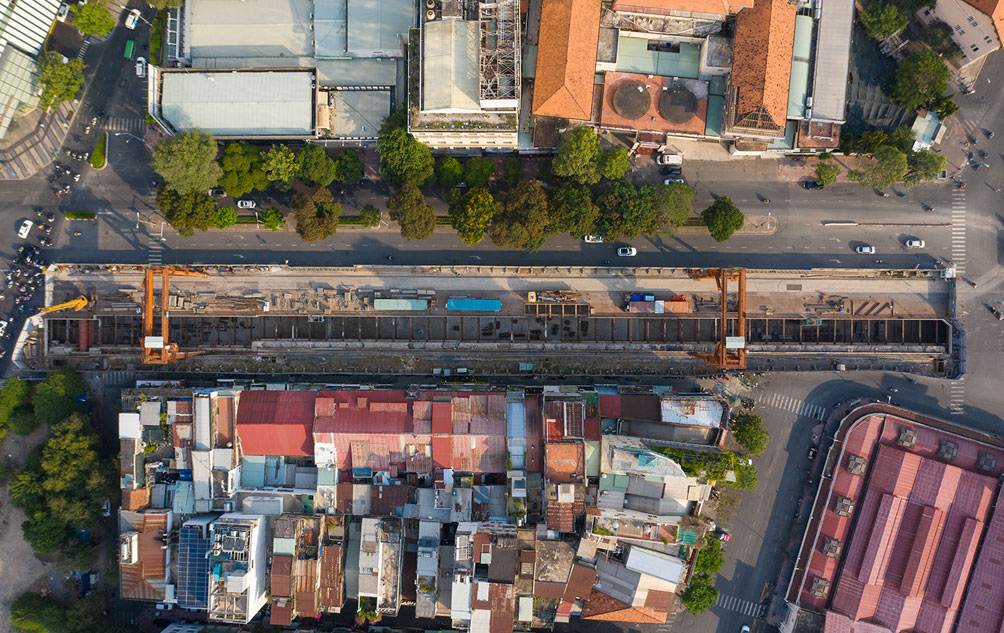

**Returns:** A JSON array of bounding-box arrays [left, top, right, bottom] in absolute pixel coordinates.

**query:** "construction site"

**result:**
[[21, 264, 956, 375]]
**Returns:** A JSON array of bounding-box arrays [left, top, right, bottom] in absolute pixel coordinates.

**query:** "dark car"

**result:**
[[803, 180, 824, 190], [17, 245, 37, 266], [667, 166, 682, 177]]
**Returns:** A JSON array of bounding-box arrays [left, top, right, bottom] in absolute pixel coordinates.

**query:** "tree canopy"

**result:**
[[262, 144, 300, 189], [598, 147, 631, 181], [218, 142, 267, 197], [655, 181, 695, 232], [297, 144, 337, 188], [435, 156, 464, 188], [490, 179, 555, 251], [157, 187, 217, 237], [71, 1, 115, 37], [815, 162, 839, 186], [693, 537, 726, 575], [293, 187, 340, 241], [680, 574, 719, 615], [553, 127, 601, 185], [449, 188, 495, 245], [702, 197, 745, 242], [214, 206, 238, 229], [332, 149, 365, 186], [147, 0, 183, 7], [32, 367, 84, 428], [891, 49, 950, 111], [731, 413, 770, 456], [388, 183, 436, 241], [378, 111, 434, 186], [551, 182, 599, 238], [37, 52, 85, 112], [152, 128, 222, 195], [463, 156, 495, 189], [503, 157, 522, 185], [10, 592, 66, 633], [0, 377, 29, 438], [259, 207, 285, 231], [858, 2, 907, 39], [905, 150, 946, 185], [596, 181, 668, 241], [849, 145, 908, 188]]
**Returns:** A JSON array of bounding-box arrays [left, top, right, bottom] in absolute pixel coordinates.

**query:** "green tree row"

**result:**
[[839, 125, 946, 188]]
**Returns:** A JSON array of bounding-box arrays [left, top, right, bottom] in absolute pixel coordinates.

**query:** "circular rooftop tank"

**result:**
[[612, 81, 651, 120], [659, 85, 699, 124]]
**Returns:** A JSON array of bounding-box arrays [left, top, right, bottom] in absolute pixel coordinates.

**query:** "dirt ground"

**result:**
[[0, 425, 59, 633]]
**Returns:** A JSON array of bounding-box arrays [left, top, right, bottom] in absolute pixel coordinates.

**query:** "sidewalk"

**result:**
[[0, 101, 78, 180]]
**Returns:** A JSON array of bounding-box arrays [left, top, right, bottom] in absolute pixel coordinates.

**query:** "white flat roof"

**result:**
[[160, 70, 314, 136], [625, 547, 684, 584], [188, 0, 313, 60], [119, 412, 141, 439], [810, 0, 853, 122], [659, 398, 724, 428]]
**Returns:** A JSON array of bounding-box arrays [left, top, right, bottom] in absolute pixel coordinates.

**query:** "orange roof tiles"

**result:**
[[730, 0, 796, 134], [611, 0, 751, 16], [545, 443, 584, 483], [532, 0, 601, 120], [581, 588, 668, 623], [122, 487, 150, 511], [120, 512, 169, 601]]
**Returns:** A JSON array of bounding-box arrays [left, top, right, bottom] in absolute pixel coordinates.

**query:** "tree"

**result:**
[[66, 595, 104, 633], [887, 126, 916, 153], [32, 367, 84, 428], [849, 145, 908, 188], [0, 377, 29, 426], [218, 142, 267, 197], [730, 461, 759, 490], [680, 574, 719, 615], [293, 187, 340, 242], [71, 1, 115, 37], [503, 157, 522, 185], [449, 188, 495, 245], [156, 187, 217, 237], [262, 144, 300, 189], [435, 156, 464, 188], [490, 179, 555, 251], [152, 128, 222, 195], [9, 471, 45, 514], [297, 144, 337, 187], [693, 538, 726, 575], [388, 183, 436, 241], [21, 513, 69, 555], [702, 197, 745, 242], [37, 52, 85, 111], [553, 127, 600, 185], [378, 111, 434, 186], [598, 147, 631, 180], [905, 150, 946, 185], [259, 207, 285, 231], [9, 592, 66, 633], [147, 0, 183, 8], [11, 406, 39, 436], [596, 181, 669, 240], [731, 413, 770, 456], [655, 181, 695, 231], [463, 156, 494, 189], [332, 149, 365, 186], [214, 206, 238, 229], [358, 204, 382, 227], [931, 94, 959, 119], [891, 50, 949, 111], [921, 19, 954, 49], [551, 182, 599, 238], [858, 2, 907, 39], [857, 130, 889, 154], [815, 162, 839, 186]]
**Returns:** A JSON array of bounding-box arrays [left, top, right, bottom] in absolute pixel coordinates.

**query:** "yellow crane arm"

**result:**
[[37, 295, 88, 315]]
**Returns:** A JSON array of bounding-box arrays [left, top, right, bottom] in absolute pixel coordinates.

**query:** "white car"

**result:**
[[741, 626, 751, 633], [583, 235, 604, 243], [135, 57, 146, 78], [56, 2, 69, 22], [617, 246, 637, 257], [237, 199, 256, 209], [125, 8, 141, 29], [17, 220, 33, 239], [856, 245, 876, 254], [905, 239, 925, 248], [664, 178, 686, 185]]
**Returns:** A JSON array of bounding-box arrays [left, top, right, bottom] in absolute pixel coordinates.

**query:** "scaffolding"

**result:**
[[478, 0, 519, 103]]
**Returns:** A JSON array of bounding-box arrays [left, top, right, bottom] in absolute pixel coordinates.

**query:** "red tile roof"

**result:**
[[120, 512, 169, 601], [956, 488, 1004, 633], [580, 588, 668, 623], [531, 0, 600, 120], [644, 590, 675, 612], [730, 0, 796, 134], [544, 400, 584, 441], [122, 487, 150, 511], [236, 391, 316, 456], [546, 443, 584, 483], [271, 554, 293, 597]]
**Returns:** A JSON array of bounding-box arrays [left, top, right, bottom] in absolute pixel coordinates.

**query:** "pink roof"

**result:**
[[314, 390, 411, 434], [432, 402, 453, 434], [956, 486, 1004, 633], [236, 391, 316, 456], [452, 435, 506, 473], [432, 436, 451, 469]]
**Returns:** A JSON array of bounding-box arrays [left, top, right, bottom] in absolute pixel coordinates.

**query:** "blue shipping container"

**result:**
[[447, 298, 503, 312]]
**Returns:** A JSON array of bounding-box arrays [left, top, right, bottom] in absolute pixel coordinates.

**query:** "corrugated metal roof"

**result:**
[[422, 20, 481, 112], [271, 555, 293, 596], [625, 547, 683, 584], [809, 0, 852, 122], [599, 394, 621, 418], [433, 401, 453, 434], [160, 70, 314, 137], [236, 391, 316, 456], [120, 512, 169, 601]]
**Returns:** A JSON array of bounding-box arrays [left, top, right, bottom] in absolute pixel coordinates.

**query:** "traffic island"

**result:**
[[89, 131, 106, 170]]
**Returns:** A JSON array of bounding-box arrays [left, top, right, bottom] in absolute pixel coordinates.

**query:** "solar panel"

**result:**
[[178, 525, 211, 610]]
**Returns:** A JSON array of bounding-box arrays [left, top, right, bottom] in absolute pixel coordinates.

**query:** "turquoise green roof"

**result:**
[[616, 37, 700, 79], [787, 15, 814, 119], [705, 95, 724, 137]]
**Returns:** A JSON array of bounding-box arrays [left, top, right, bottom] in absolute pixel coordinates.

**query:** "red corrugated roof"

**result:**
[[432, 436, 452, 469], [900, 505, 943, 598], [599, 394, 621, 418], [564, 564, 597, 601], [619, 394, 660, 421], [534, 581, 566, 599], [313, 390, 412, 435], [432, 402, 453, 434], [236, 391, 316, 456], [271, 555, 293, 596]]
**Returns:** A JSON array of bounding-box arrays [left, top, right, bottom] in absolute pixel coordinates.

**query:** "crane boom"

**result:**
[[37, 295, 89, 314]]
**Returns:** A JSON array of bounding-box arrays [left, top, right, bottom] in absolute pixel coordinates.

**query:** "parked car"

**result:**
[[663, 178, 685, 185], [617, 246, 637, 257], [135, 57, 147, 78], [17, 220, 32, 239], [666, 166, 683, 176], [56, 2, 69, 21], [656, 154, 682, 165], [237, 199, 256, 209], [803, 180, 824, 190], [856, 245, 876, 254], [905, 239, 925, 248], [583, 235, 603, 243], [209, 186, 227, 197], [125, 8, 141, 29]]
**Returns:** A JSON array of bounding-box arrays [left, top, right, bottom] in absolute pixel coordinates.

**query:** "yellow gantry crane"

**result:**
[[37, 295, 90, 314], [142, 266, 209, 365]]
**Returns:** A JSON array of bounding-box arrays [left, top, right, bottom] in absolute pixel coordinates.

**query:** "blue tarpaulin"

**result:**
[[447, 298, 502, 312]]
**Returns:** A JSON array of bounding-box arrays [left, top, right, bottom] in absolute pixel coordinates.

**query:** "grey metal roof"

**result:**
[[422, 20, 480, 112], [314, 0, 348, 58], [188, 0, 313, 60], [0, 0, 60, 55], [346, 0, 414, 55], [810, 0, 853, 122], [160, 70, 314, 136]]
